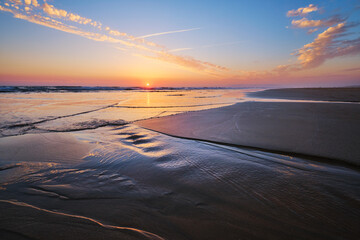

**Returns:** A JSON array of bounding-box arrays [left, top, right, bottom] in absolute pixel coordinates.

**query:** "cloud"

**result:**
[[38, 2, 163, 48], [43, 3, 67, 17], [132, 49, 229, 77], [281, 4, 360, 73], [137, 27, 200, 39], [22, 0, 39, 7], [0, 4, 12, 13], [294, 22, 360, 69], [291, 16, 344, 28], [169, 48, 193, 52], [0, 0, 228, 76], [307, 28, 318, 34], [275, 22, 360, 72], [42, 3, 96, 25], [342, 67, 360, 72], [115, 47, 128, 52], [168, 41, 243, 53], [287, 4, 318, 17], [8, 0, 22, 5], [12, 12, 113, 43], [32, 0, 39, 7]]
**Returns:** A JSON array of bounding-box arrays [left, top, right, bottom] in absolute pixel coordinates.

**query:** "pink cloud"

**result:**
[[287, 4, 318, 17], [291, 16, 343, 28]]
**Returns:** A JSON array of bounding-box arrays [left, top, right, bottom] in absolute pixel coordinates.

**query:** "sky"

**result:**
[[0, 0, 359, 87]]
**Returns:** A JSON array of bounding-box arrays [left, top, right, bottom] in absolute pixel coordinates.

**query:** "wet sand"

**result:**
[[137, 101, 360, 165], [248, 87, 360, 102], [0, 133, 93, 164], [1, 125, 359, 240]]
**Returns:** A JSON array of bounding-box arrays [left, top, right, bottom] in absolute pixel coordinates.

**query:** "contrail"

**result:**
[[169, 47, 193, 52]]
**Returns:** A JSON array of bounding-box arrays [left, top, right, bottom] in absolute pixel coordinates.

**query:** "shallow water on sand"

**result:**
[[0, 89, 248, 137], [0, 89, 359, 239]]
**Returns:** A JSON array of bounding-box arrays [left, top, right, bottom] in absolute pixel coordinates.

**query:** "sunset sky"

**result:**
[[0, 0, 359, 87]]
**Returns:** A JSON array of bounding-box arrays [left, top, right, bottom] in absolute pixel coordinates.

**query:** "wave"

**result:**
[[0, 86, 143, 92], [113, 102, 231, 108], [1, 101, 228, 137], [0, 86, 233, 93], [3, 103, 118, 129], [194, 95, 221, 98], [37, 119, 128, 132], [0, 119, 128, 137]]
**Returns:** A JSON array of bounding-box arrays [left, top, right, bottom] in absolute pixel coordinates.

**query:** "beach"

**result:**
[[138, 101, 360, 165], [0, 87, 359, 240], [248, 87, 360, 102]]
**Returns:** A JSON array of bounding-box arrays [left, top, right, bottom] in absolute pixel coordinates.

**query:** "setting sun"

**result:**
[[146, 83, 150, 87]]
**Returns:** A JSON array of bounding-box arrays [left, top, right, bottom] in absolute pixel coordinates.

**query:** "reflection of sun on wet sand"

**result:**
[[137, 87, 360, 165]]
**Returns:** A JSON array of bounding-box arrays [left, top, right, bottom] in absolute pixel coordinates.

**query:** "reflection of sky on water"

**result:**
[[1, 88, 358, 137]]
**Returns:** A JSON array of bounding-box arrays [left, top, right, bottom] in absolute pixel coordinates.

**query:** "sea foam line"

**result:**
[[0, 199, 165, 240]]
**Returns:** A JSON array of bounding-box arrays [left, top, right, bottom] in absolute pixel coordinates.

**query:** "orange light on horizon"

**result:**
[[146, 83, 150, 87]]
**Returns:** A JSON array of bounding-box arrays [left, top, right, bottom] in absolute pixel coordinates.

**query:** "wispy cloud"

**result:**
[[291, 16, 344, 28], [137, 27, 200, 39], [342, 67, 360, 72], [24, 0, 39, 7], [138, 51, 228, 77], [169, 48, 193, 53], [0, 1, 228, 76], [307, 28, 318, 34], [287, 4, 318, 17], [168, 41, 243, 53]]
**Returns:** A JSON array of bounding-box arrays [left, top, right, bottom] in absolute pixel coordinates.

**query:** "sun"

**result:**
[[146, 83, 150, 87]]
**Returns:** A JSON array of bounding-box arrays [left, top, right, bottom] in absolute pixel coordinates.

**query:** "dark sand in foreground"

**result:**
[[1, 125, 359, 240]]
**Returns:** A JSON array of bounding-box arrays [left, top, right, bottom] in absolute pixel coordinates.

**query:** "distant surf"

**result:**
[[0, 86, 234, 93]]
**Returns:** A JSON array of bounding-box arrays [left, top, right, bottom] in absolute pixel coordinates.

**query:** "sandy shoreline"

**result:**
[[248, 87, 360, 102], [137, 101, 360, 165]]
